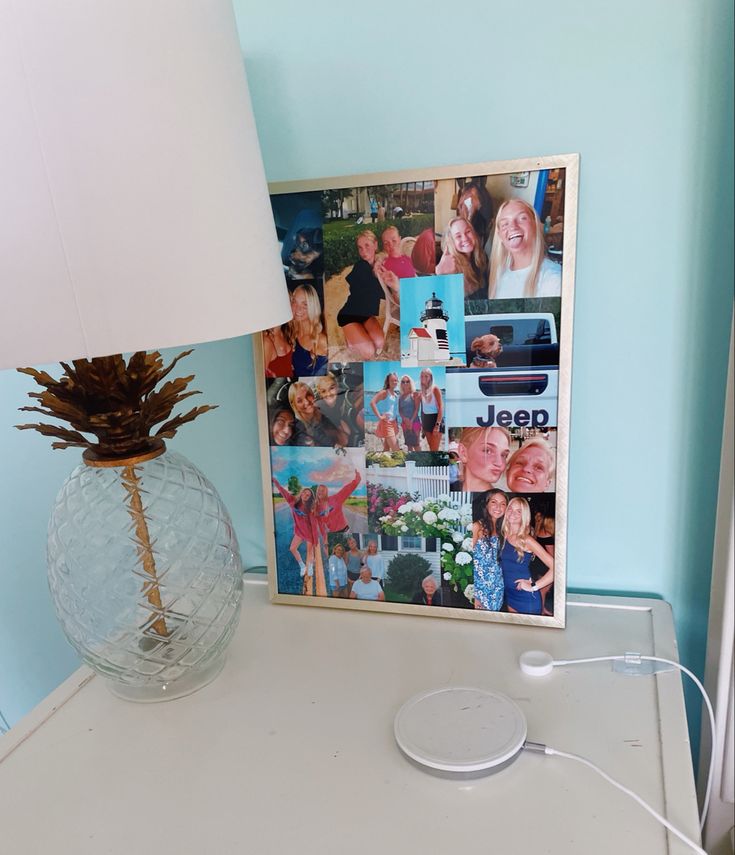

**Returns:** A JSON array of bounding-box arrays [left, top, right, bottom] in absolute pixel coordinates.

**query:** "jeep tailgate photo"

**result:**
[[446, 312, 560, 427]]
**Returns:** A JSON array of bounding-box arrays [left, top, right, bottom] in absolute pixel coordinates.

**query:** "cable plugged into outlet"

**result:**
[[612, 652, 676, 676]]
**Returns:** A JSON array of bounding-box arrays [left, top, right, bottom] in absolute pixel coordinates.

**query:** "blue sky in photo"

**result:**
[[270, 446, 366, 495], [399, 273, 466, 360], [363, 361, 446, 421]]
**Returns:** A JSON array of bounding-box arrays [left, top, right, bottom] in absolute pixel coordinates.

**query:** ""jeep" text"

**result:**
[[476, 405, 549, 428]]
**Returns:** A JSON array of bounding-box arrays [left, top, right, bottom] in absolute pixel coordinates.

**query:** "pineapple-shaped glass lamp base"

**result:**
[[47, 443, 243, 702]]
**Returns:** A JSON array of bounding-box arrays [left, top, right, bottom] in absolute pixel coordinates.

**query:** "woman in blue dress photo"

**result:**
[[472, 489, 507, 611], [499, 497, 554, 615], [290, 283, 328, 376]]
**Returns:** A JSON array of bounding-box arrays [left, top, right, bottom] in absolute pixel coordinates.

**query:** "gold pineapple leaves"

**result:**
[[17, 351, 217, 457], [156, 405, 217, 439], [14, 421, 89, 450]]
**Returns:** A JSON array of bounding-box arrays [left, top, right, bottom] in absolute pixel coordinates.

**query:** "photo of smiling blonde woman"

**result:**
[[337, 230, 386, 360], [288, 381, 347, 447], [370, 372, 400, 451], [436, 217, 488, 299], [290, 283, 328, 375], [418, 368, 444, 452], [397, 375, 421, 452], [500, 496, 554, 615], [505, 436, 555, 493], [488, 199, 561, 299]]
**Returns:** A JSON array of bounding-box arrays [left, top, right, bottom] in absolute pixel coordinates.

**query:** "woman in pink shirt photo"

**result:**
[[373, 226, 416, 312], [313, 469, 362, 537], [379, 226, 416, 279], [272, 476, 319, 589]]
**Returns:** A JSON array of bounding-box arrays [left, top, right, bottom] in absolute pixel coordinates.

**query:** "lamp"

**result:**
[[0, 1, 291, 700]]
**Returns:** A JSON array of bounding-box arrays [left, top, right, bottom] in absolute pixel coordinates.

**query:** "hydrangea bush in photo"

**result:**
[[367, 482, 417, 532], [376, 495, 475, 603]]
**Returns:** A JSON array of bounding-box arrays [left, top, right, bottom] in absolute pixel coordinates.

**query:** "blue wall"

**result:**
[[1, 0, 732, 750]]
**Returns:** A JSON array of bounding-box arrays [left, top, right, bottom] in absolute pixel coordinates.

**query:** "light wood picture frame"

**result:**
[[254, 154, 578, 628]]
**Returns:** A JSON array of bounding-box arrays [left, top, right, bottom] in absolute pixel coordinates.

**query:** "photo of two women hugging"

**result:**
[[267, 365, 364, 450], [471, 490, 555, 616]]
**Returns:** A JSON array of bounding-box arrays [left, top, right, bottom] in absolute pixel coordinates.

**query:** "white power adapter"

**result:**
[[519, 649, 554, 676]]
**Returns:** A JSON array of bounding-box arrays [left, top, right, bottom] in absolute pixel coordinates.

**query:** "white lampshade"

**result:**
[[0, 0, 290, 369]]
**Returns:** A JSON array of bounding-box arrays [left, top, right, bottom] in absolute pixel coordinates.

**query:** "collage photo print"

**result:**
[[261, 163, 570, 623]]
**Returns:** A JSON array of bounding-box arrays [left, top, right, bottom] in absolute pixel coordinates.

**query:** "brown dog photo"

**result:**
[[469, 333, 503, 368]]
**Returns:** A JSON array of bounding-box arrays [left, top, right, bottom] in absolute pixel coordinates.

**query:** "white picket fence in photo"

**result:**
[[450, 491, 474, 511], [368, 461, 450, 498]]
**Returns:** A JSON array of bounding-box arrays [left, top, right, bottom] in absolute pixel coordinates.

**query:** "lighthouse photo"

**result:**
[[400, 273, 467, 367]]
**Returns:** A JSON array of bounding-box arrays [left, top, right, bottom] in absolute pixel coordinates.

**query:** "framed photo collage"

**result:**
[[255, 155, 578, 628]]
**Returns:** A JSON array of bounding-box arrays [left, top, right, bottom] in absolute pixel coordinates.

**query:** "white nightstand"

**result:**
[[0, 576, 701, 854]]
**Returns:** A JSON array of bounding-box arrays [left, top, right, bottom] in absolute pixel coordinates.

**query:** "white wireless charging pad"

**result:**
[[394, 687, 527, 778]]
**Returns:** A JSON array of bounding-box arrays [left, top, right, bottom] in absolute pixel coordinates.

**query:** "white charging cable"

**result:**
[[519, 650, 716, 854], [523, 740, 706, 854]]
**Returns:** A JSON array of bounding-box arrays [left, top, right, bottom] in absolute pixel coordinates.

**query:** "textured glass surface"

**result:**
[[47, 450, 243, 698]]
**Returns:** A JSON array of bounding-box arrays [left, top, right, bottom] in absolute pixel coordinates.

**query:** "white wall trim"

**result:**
[[699, 312, 735, 855]]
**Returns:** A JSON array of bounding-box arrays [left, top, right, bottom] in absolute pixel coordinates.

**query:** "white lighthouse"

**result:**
[[404, 292, 452, 366], [420, 292, 449, 355]]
